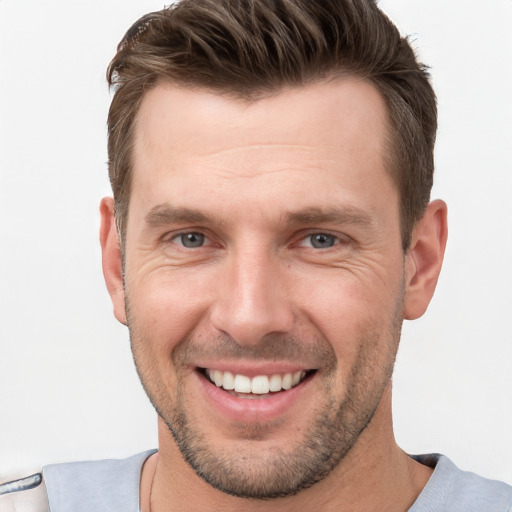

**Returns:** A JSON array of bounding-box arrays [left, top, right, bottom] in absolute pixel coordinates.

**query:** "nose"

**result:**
[[209, 248, 294, 346]]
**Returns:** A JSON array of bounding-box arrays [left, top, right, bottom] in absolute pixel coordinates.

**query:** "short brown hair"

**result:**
[[107, 0, 437, 250]]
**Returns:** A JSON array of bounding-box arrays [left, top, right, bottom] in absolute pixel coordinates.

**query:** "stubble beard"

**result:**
[[127, 290, 404, 500]]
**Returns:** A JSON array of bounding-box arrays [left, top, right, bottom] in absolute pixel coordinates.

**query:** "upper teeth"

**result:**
[[206, 369, 306, 394]]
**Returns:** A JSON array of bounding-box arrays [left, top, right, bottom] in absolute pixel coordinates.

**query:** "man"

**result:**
[[1, 0, 511, 510]]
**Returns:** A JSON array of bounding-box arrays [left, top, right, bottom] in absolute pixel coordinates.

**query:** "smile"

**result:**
[[194, 365, 318, 421], [201, 368, 314, 397]]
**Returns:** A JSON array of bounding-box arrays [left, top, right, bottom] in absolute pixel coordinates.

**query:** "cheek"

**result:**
[[292, 267, 403, 360], [125, 270, 213, 358], [294, 272, 389, 332]]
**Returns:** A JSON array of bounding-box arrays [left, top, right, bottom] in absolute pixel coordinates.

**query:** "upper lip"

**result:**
[[195, 361, 315, 378]]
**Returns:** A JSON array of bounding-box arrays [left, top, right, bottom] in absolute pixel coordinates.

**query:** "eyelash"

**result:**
[[169, 231, 214, 249], [166, 230, 347, 251], [297, 232, 342, 249]]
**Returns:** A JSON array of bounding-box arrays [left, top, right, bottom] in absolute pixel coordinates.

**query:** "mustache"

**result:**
[[172, 331, 337, 370]]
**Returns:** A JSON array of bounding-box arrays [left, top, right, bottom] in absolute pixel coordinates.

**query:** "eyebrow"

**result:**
[[284, 207, 373, 226], [145, 204, 213, 226], [144, 204, 373, 228]]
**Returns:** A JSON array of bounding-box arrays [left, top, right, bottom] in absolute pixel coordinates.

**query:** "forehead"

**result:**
[[130, 78, 396, 222], [134, 77, 389, 161]]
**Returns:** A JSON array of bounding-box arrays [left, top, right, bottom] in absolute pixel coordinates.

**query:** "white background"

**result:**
[[1, 0, 511, 484]]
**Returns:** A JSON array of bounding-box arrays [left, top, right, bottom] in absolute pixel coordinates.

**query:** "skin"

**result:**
[[101, 78, 447, 511]]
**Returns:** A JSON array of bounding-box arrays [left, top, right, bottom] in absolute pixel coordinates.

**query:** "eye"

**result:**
[[309, 233, 337, 249], [299, 233, 339, 249], [174, 232, 206, 248]]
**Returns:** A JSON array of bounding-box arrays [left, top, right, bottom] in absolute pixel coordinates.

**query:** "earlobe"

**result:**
[[403, 200, 448, 320], [99, 197, 127, 325]]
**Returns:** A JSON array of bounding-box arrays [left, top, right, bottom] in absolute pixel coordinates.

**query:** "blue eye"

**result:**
[[178, 232, 205, 248], [309, 233, 337, 249]]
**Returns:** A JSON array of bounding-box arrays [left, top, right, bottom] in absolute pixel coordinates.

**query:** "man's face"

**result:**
[[120, 79, 407, 498]]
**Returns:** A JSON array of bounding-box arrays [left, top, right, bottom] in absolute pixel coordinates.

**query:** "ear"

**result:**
[[99, 197, 127, 325], [403, 199, 448, 320]]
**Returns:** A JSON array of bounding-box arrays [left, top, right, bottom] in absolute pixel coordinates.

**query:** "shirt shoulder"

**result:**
[[0, 473, 49, 512], [0, 450, 155, 512], [42, 450, 156, 512], [410, 454, 512, 512]]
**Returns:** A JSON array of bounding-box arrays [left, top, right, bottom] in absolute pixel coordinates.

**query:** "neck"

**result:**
[[147, 387, 432, 512]]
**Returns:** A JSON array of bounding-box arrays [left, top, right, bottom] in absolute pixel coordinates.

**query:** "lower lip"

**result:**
[[194, 370, 316, 423]]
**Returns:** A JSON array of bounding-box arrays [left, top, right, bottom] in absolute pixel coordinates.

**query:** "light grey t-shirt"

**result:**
[[409, 454, 512, 511], [1, 451, 511, 511]]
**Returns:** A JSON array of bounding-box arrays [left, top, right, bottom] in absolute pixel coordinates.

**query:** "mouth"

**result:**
[[198, 367, 316, 399]]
